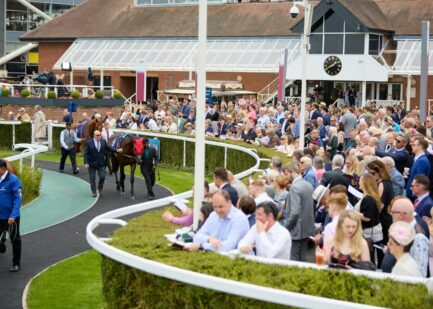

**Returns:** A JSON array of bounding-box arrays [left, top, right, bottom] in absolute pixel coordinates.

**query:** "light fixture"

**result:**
[[61, 61, 72, 71]]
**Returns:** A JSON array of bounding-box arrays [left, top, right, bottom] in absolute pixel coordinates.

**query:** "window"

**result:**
[[308, 10, 364, 55], [392, 84, 402, 100], [369, 34, 382, 55], [345, 34, 364, 54]]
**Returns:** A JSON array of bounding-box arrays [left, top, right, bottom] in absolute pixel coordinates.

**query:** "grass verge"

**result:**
[[27, 251, 104, 309]]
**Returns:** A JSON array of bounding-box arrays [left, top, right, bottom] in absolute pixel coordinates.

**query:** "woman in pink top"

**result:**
[[247, 104, 257, 127]]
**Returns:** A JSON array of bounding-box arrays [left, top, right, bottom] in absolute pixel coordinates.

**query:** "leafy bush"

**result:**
[[102, 208, 433, 309], [0, 122, 32, 148], [70, 90, 80, 99], [113, 91, 123, 100], [20, 89, 30, 98], [2, 88, 10, 97], [47, 90, 57, 99], [95, 90, 104, 99], [10, 163, 43, 205]]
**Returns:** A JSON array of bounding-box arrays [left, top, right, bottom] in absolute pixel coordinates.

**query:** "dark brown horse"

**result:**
[[72, 119, 103, 153], [108, 134, 141, 200]]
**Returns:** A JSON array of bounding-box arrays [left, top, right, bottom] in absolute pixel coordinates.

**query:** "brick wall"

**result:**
[[1, 104, 124, 122]]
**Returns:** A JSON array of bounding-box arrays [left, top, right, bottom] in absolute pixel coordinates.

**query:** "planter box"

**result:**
[[0, 97, 124, 107]]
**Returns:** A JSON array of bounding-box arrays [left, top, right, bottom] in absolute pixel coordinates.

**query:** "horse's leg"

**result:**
[[130, 163, 136, 200], [120, 165, 126, 194], [112, 157, 120, 191]]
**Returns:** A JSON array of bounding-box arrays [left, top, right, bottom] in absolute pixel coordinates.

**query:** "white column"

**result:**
[[299, 2, 313, 150], [100, 70, 104, 90], [406, 76, 411, 111], [361, 81, 367, 107], [193, 0, 208, 230]]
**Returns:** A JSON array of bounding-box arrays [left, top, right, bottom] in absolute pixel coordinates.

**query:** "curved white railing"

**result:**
[[86, 130, 433, 308]]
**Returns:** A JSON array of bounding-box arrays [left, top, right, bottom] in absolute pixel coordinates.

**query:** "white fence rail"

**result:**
[[86, 129, 433, 308], [7, 83, 115, 99]]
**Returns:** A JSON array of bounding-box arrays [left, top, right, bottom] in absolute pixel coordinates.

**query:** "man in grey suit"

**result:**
[[339, 105, 357, 148], [284, 163, 315, 261]]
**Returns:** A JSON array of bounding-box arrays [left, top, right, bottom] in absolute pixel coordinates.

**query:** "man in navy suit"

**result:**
[[406, 136, 430, 200], [216, 115, 229, 137], [279, 111, 291, 135], [411, 175, 433, 219], [373, 132, 409, 174], [84, 130, 122, 197], [213, 167, 238, 206]]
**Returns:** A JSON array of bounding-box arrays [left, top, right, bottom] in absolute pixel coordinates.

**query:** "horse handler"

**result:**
[[59, 122, 81, 174], [84, 130, 122, 197], [139, 138, 159, 200], [0, 159, 22, 272]]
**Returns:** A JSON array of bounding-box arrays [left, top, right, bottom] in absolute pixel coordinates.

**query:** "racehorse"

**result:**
[[0, 159, 17, 175], [72, 119, 103, 153], [108, 133, 142, 200]]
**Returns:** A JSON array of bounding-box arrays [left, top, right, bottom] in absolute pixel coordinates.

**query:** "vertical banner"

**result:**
[[277, 49, 288, 102], [420, 21, 430, 121], [136, 60, 146, 102]]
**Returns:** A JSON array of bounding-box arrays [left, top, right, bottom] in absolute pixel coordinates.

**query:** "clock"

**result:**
[[323, 56, 342, 76]]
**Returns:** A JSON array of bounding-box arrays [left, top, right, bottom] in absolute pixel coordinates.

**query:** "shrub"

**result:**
[[70, 90, 80, 99], [47, 90, 57, 99], [113, 91, 123, 100], [95, 90, 104, 99], [20, 89, 30, 98], [102, 209, 433, 309], [2, 88, 10, 97], [0, 122, 32, 148], [11, 163, 43, 205]]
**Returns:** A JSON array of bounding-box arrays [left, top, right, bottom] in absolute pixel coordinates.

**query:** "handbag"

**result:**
[[348, 260, 377, 271]]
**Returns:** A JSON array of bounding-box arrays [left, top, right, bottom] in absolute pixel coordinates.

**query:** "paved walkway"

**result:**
[[0, 161, 172, 309]]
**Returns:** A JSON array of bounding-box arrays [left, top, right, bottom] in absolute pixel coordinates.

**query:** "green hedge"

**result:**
[[1, 123, 285, 174], [15, 164, 43, 205], [0, 122, 32, 148], [102, 208, 433, 309]]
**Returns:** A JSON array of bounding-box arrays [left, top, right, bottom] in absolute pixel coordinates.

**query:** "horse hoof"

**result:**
[[131, 196, 135, 200], [116, 187, 121, 192], [121, 191, 125, 195]]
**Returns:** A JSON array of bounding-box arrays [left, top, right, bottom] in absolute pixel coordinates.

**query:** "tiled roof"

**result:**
[[21, 0, 433, 42], [21, 0, 303, 41]]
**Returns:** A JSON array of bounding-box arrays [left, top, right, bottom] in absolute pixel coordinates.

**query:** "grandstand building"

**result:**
[[18, 0, 433, 109]]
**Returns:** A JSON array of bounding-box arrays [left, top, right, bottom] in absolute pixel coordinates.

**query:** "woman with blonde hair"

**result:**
[[326, 126, 338, 158], [344, 154, 360, 176], [324, 210, 370, 265]]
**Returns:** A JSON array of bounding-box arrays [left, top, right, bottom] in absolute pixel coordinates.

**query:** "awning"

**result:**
[[54, 38, 300, 73], [385, 39, 433, 75]]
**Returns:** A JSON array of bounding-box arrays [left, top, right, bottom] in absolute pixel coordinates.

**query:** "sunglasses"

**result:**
[[94, 134, 101, 136]]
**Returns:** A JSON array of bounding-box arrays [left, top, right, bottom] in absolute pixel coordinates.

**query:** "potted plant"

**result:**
[[47, 90, 57, 99], [95, 90, 104, 99], [20, 89, 30, 98], [70, 90, 80, 99]]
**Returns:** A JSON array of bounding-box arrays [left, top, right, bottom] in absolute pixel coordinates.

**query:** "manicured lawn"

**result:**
[[27, 251, 104, 309], [25, 152, 195, 308]]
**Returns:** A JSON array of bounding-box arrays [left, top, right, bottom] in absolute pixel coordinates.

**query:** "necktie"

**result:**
[[414, 198, 420, 208]]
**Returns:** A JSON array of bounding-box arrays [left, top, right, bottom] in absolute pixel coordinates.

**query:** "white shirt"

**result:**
[[148, 119, 159, 131], [392, 253, 423, 278], [60, 129, 81, 149], [238, 221, 292, 260], [323, 214, 339, 245], [0, 171, 8, 183], [254, 192, 275, 206], [101, 129, 113, 142]]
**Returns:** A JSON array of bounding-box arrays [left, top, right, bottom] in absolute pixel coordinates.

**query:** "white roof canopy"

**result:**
[[54, 38, 300, 73], [385, 39, 433, 75]]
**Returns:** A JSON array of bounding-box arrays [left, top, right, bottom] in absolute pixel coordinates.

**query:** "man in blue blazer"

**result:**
[[374, 132, 409, 174], [411, 175, 433, 219], [84, 130, 122, 197], [406, 137, 430, 200]]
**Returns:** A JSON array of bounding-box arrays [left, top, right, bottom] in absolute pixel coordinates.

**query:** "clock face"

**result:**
[[324, 56, 342, 76]]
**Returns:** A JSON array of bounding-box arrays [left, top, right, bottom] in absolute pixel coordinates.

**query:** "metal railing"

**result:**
[[7, 84, 115, 99], [366, 99, 401, 108], [85, 129, 433, 308]]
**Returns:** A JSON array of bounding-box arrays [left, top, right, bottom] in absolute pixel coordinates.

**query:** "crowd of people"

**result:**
[[155, 98, 433, 278]]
